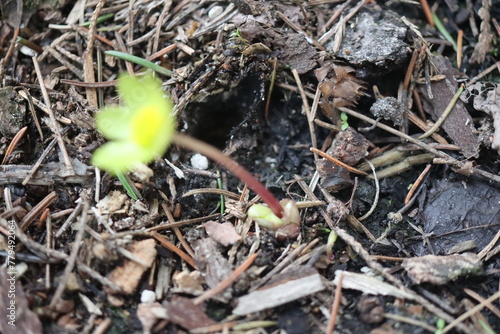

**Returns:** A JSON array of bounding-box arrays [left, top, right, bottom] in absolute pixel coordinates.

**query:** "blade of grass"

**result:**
[[81, 13, 114, 27], [115, 170, 141, 200], [432, 13, 458, 51], [105, 50, 172, 76]]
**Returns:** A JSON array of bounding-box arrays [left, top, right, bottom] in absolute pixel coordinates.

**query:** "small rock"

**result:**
[[328, 6, 410, 77], [327, 127, 370, 165], [190, 153, 209, 170], [370, 97, 408, 127], [140, 290, 156, 303]]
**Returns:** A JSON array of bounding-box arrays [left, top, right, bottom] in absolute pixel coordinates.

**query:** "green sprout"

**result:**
[[229, 28, 249, 44], [340, 112, 349, 130], [92, 73, 175, 173], [247, 199, 300, 240], [435, 318, 445, 334]]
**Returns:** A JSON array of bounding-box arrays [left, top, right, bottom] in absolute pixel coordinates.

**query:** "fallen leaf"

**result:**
[[106, 239, 157, 295], [172, 271, 205, 295], [164, 296, 216, 330], [96, 190, 128, 214], [203, 221, 242, 246]]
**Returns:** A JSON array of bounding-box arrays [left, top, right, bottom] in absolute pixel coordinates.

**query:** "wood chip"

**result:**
[[233, 267, 324, 315], [402, 253, 483, 285], [333, 270, 416, 300]]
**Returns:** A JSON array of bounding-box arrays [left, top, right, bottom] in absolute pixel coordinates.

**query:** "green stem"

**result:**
[[172, 133, 284, 218], [104, 50, 171, 76]]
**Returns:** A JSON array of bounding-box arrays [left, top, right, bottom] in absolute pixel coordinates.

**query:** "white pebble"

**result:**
[[140, 290, 156, 303], [208, 6, 223, 19], [191, 153, 209, 170]]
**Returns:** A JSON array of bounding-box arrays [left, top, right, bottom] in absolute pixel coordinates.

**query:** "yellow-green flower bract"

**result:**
[[91, 74, 175, 173]]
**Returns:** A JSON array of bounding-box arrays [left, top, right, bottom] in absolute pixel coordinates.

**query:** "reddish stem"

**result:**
[[172, 133, 284, 218]]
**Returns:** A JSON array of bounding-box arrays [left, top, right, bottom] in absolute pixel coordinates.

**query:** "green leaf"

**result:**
[[105, 51, 172, 76]]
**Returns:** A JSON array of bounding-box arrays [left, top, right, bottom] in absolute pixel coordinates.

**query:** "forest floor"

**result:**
[[1, 0, 500, 333]]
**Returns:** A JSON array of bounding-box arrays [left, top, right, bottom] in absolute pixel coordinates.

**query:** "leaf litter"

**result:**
[[0, 0, 499, 333]]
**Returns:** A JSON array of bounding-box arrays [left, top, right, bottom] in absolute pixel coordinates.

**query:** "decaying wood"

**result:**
[[233, 266, 325, 315], [0, 164, 92, 186]]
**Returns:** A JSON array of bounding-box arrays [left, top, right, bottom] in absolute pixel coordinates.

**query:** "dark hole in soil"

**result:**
[[182, 73, 265, 149]]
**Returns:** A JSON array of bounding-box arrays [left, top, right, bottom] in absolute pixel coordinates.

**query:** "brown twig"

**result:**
[[32, 57, 74, 174], [148, 43, 176, 61], [49, 199, 89, 309], [150, 231, 197, 269], [326, 272, 343, 334], [420, 0, 434, 26], [457, 29, 463, 68], [292, 69, 318, 157], [442, 290, 500, 333], [404, 49, 419, 90], [152, 1, 172, 54], [0, 27, 20, 84], [310, 147, 368, 176], [22, 128, 69, 186], [161, 202, 196, 259], [83, 0, 105, 107], [193, 253, 258, 305], [60, 78, 118, 88], [78, 26, 114, 47], [20, 191, 58, 230], [1, 127, 27, 165], [404, 164, 432, 204], [463, 288, 500, 318]]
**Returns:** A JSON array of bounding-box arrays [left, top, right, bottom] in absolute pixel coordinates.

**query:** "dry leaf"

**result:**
[[203, 221, 242, 246], [137, 302, 168, 333], [164, 296, 216, 330], [315, 62, 365, 114], [172, 271, 205, 295], [106, 239, 157, 295], [96, 190, 128, 214]]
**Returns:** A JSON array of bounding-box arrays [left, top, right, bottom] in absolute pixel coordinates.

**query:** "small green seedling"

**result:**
[[229, 28, 249, 44], [435, 318, 445, 334], [326, 230, 338, 260], [247, 199, 300, 240], [340, 112, 349, 130], [92, 73, 175, 173]]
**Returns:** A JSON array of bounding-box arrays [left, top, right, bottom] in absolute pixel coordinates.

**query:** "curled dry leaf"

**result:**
[[315, 62, 365, 121], [462, 82, 500, 154]]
